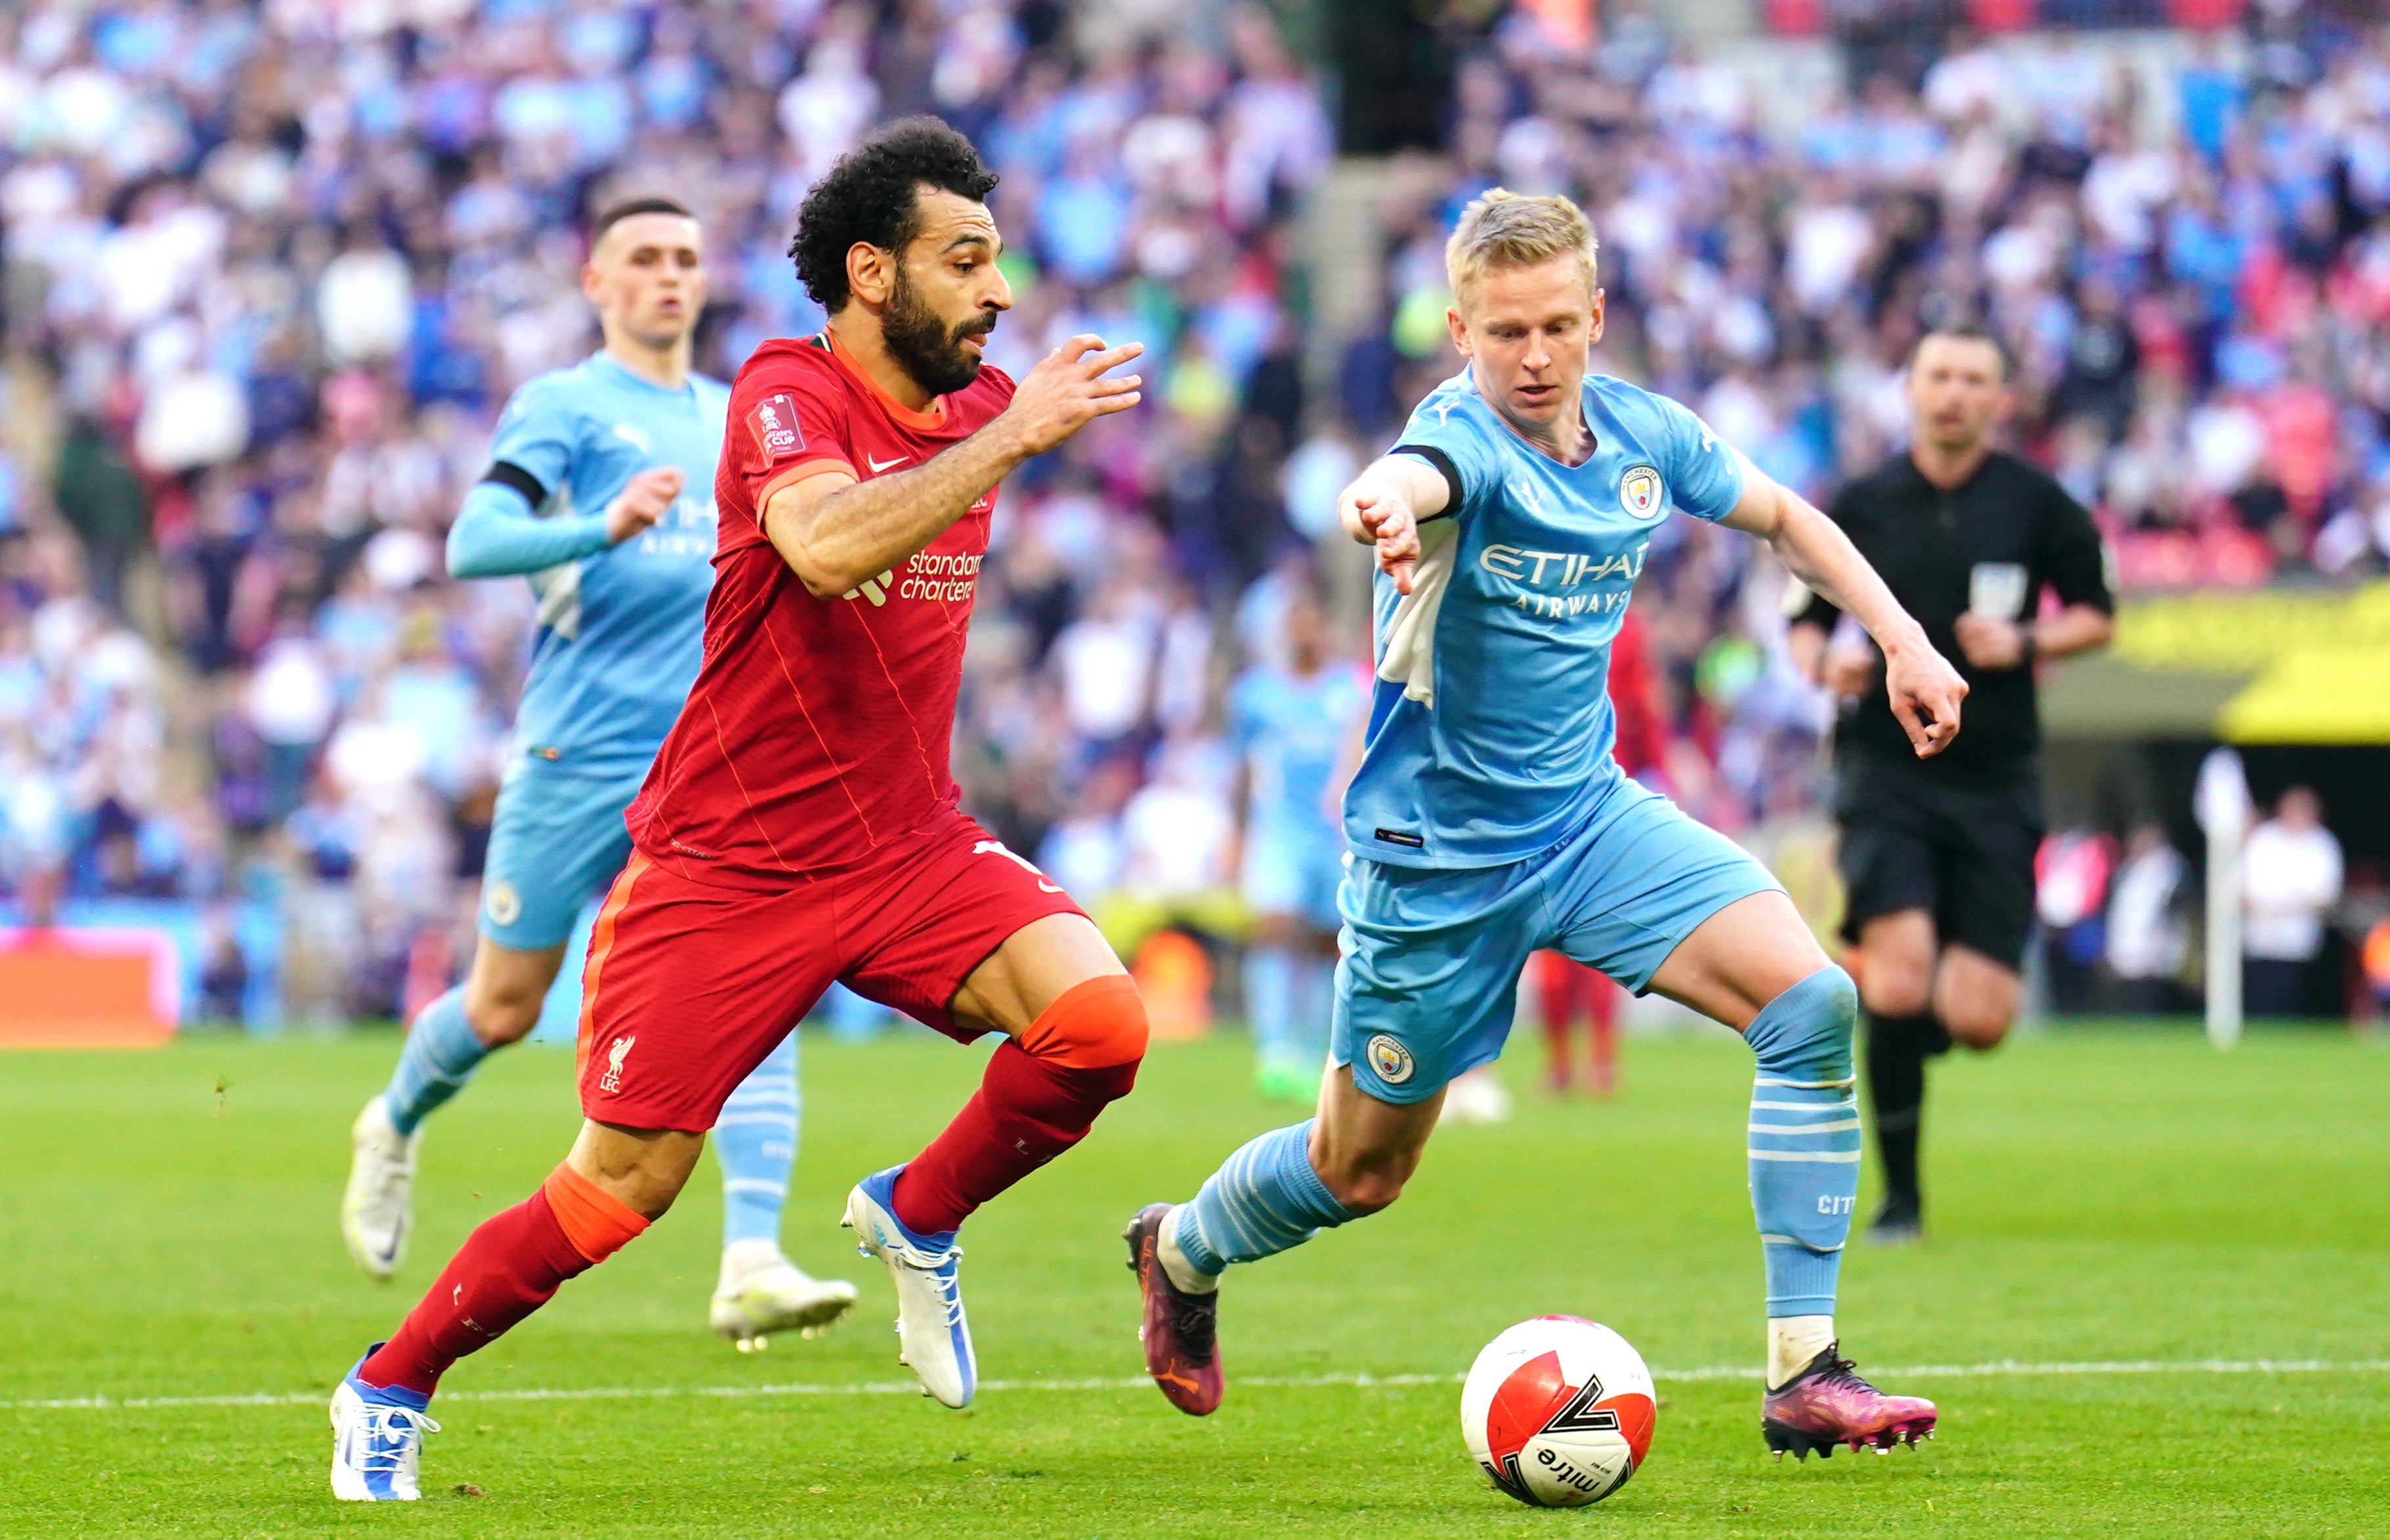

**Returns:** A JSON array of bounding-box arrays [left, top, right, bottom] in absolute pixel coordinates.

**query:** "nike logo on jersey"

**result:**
[[612, 423, 651, 452], [867, 453, 909, 473], [974, 840, 1063, 892]]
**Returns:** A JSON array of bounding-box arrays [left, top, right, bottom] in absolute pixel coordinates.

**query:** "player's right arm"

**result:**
[[446, 377, 681, 579], [1783, 488, 1881, 700], [1723, 465, 1965, 758], [761, 335, 1140, 599], [1335, 456, 1451, 596]]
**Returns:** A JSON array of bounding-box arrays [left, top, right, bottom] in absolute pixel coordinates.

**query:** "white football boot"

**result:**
[[329, 1350, 439, 1502], [341, 1096, 417, 1280], [842, 1166, 975, 1407], [710, 1239, 859, 1351]]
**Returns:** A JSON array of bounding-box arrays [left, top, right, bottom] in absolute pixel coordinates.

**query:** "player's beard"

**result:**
[[883, 268, 991, 398]]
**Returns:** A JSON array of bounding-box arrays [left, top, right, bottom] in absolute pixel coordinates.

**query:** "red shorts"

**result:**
[[574, 809, 1084, 1132]]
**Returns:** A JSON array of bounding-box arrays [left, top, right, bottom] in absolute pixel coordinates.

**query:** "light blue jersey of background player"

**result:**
[[342, 200, 853, 1349], [466, 351, 723, 946], [1227, 595, 1368, 1101]]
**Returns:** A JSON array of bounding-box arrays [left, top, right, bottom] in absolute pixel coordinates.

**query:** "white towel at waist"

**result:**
[[1374, 517, 1458, 708]]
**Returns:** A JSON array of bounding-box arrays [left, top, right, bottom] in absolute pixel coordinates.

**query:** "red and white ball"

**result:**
[[1460, 1315, 1656, 1507]]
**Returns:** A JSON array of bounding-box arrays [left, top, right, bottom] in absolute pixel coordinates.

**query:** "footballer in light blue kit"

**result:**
[[341, 199, 855, 1347], [1229, 590, 1370, 1102], [1128, 190, 1971, 1463]]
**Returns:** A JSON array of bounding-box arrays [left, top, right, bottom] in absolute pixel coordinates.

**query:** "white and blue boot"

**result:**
[[329, 1346, 440, 1501], [842, 1166, 975, 1407]]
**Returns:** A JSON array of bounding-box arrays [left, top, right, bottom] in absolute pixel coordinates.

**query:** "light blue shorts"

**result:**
[[1331, 777, 1780, 1105], [1241, 821, 1346, 932], [479, 760, 647, 951]]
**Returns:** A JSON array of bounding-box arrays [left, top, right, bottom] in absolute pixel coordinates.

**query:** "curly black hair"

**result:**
[[790, 117, 999, 312]]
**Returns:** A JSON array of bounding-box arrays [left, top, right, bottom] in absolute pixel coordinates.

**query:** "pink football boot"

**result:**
[[1762, 1343, 1938, 1459]]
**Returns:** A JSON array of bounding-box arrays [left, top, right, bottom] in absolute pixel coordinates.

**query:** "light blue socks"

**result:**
[[1174, 966, 1858, 1318], [1247, 945, 1333, 1077], [1172, 1119, 1354, 1277], [715, 1033, 799, 1249], [1245, 946, 1298, 1069], [1743, 966, 1863, 1317], [383, 988, 488, 1136]]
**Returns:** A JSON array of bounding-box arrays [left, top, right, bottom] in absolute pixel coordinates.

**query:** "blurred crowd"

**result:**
[[1, 0, 2385, 1023]]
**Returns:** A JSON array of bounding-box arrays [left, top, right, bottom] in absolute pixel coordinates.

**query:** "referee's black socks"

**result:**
[[1863, 1010, 1950, 1217]]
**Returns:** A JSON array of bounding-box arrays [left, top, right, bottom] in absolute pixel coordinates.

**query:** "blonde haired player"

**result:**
[[1129, 190, 1965, 1463]]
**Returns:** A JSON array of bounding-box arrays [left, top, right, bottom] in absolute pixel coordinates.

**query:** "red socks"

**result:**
[[892, 975, 1147, 1235], [1536, 951, 1618, 1092], [360, 1166, 649, 1396]]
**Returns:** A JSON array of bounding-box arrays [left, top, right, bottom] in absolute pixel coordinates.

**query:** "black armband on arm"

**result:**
[[480, 460, 550, 507], [1389, 444, 1464, 523]]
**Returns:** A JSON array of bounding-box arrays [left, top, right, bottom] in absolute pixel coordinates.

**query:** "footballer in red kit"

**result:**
[[333, 119, 1151, 1484]]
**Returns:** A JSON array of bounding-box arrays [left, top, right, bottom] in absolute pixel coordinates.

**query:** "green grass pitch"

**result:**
[[3, 1023, 2385, 1537]]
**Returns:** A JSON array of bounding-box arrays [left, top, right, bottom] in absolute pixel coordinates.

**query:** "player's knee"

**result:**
[[1941, 1000, 2014, 1050], [464, 987, 545, 1047], [1331, 1168, 1407, 1216], [1858, 958, 1931, 1019], [1017, 974, 1147, 1095], [1934, 958, 2018, 1049], [542, 1163, 654, 1262], [1757, 964, 1858, 1058], [1315, 1143, 1413, 1215]]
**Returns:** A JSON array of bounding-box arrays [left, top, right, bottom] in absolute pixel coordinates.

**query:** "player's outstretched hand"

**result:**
[[606, 467, 683, 544], [1000, 334, 1143, 458], [1883, 639, 1967, 758], [1345, 488, 1422, 595]]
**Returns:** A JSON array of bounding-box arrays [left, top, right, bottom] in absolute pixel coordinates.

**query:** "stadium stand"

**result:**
[[0, 1, 2382, 1025]]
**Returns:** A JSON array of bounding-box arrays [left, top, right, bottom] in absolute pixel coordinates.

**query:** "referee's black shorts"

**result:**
[[1832, 750, 2043, 970]]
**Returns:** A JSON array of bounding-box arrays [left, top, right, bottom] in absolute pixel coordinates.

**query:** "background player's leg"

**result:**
[[1533, 950, 1576, 1091], [716, 1033, 798, 1251], [1244, 914, 1307, 1100], [1646, 891, 1857, 1388], [710, 1033, 857, 1348], [343, 938, 566, 1278], [390, 939, 567, 1126], [1934, 944, 2021, 1049], [1292, 931, 1336, 1080], [1853, 909, 1943, 1241], [1587, 966, 1619, 1094]]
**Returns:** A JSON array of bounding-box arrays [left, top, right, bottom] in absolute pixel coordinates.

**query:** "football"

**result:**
[[1460, 1315, 1657, 1508]]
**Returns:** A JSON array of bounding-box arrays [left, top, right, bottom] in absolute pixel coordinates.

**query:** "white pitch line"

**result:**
[[3, 1359, 2385, 1415]]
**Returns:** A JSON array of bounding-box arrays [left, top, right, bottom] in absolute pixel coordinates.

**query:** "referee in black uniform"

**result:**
[[1789, 324, 2115, 1243]]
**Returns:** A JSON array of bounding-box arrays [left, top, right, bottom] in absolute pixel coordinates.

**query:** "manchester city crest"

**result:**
[[1619, 463, 1665, 521], [1366, 1033, 1415, 1084]]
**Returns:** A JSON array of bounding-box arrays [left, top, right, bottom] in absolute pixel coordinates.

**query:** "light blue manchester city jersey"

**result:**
[[1231, 660, 1371, 843], [486, 353, 727, 771], [1343, 370, 1745, 869]]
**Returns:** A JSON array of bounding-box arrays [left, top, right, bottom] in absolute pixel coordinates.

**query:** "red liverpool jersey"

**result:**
[[626, 330, 1016, 887]]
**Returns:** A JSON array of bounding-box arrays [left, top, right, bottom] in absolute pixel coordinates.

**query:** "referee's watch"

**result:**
[[2016, 626, 2039, 666]]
